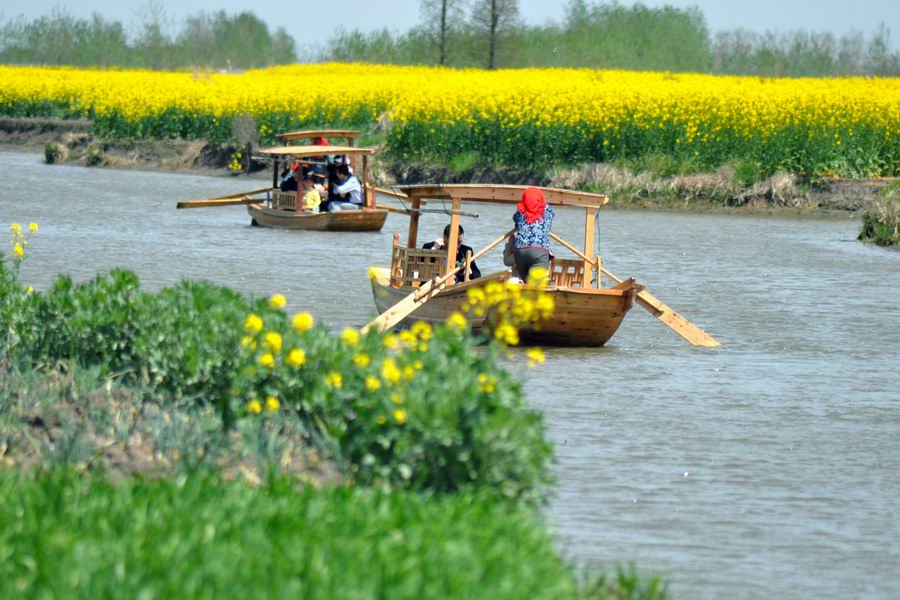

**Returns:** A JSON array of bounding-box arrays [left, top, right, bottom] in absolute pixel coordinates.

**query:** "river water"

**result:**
[[2, 151, 899, 599]]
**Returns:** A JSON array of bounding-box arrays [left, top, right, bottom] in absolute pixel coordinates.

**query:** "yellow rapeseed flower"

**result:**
[[446, 312, 467, 332], [325, 372, 342, 388], [477, 373, 496, 394], [286, 347, 306, 367], [410, 321, 432, 341], [244, 313, 263, 334], [25, 286, 33, 294], [341, 327, 360, 347], [240, 336, 257, 351], [352, 353, 370, 368], [247, 399, 262, 414], [526, 347, 545, 368], [383, 334, 399, 349], [390, 392, 403, 405], [268, 293, 287, 310], [263, 331, 283, 354], [403, 365, 416, 380], [292, 311, 314, 332], [365, 375, 381, 391], [381, 358, 402, 384], [9, 223, 22, 235], [28, 222, 38, 233], [493, 322, 520, 346], [265, 395, 280, 412], [393, 408, 407, 425], [12, 243, 24, 259], [258, 352, 275, 368]]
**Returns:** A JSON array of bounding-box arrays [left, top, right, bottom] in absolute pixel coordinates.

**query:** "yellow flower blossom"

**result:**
[[410, 321, 432, 341], [28, 222, 38, 233], [402, 365, 416, 380], [286, 347, 306, 367], [390, 392, 403, 405], [25, 286, 34, 294], [477, 373, 496, 393], [493, 323, 520, 346], [381, 358, 402, 384], [258, 352, 275, 368], [12, 243, 24, 259], [247, 399, 262, 414], [240, 335, 257, 351], [526, 347, 545, 368], [265, 396, 280, 412], [446, 312, 467, 332], [393, 408, 407, 425], [383, 334, 399, 349], [352, 353, 370, 368], [325, 372, 342, 388], [9, 223, 22, 235], [244, 313, 263, 334], [268, 293, 287, 309], [341, 327, 360, 347], [365, 375, 381, 391], [263, 331, 282, 354], [292, 311, 314, 332]]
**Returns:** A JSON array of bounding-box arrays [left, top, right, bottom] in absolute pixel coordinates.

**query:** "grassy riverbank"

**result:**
[[2, 117, 894, 216]]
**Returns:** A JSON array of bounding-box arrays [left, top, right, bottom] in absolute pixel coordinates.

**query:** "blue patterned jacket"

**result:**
[[513, 205, 555, 250]]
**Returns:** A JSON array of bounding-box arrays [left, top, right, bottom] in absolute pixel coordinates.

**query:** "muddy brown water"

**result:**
[[2, 151, 899, 599]]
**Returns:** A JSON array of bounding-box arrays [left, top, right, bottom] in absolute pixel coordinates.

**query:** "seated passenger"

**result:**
[[423, 224, 481, 283], [301, 178, 322, 213], [322, 164, 362, 212], [279, 162, 301, 192]]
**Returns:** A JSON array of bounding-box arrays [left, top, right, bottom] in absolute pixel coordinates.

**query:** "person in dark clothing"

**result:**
[[423, 224, 481, 283]]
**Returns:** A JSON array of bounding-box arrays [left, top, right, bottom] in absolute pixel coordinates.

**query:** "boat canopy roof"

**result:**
[[258, 145, 375, 158], [276, 129, 360, 141], [397, 184, 609, 208]]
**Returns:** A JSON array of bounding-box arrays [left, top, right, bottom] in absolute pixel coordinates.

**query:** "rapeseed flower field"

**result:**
[[1, 64, 897, 176]]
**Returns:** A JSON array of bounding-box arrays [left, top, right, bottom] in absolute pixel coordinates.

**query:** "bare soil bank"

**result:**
[[3, 117, 895, 215]]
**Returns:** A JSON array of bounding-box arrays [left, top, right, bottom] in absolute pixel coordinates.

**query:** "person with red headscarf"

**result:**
[[512, 187, 555, 282]]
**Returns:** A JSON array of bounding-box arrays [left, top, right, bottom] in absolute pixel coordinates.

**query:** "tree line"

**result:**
[[0, 4, 296, 69], [323, 0, 900, 76], [1, 1, 898, 76]]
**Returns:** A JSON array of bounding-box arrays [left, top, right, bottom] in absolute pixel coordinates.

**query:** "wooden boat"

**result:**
[[366, 184, 645, 347], [176, 129, 388, 232], [248, 145, 388, 231]]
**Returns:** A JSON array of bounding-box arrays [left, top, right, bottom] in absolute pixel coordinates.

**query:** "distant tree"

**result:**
[[133, 0, 172, 69], [470, 0, 520, 69], [420, 0, 464, 65]]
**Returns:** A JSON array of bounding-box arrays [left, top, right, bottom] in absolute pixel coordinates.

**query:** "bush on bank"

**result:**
[[858, 191, 900, 247], [0, 255, 551, 500]]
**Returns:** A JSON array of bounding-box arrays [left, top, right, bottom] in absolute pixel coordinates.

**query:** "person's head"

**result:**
[[336, 164, 351, 180], [312, 136, 328, 146], [442, 224, 464, 245], [290, 161, 302, 179], [302, 178, 314, 189]]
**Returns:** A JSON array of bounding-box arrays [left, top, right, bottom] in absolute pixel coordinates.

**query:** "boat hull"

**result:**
[[248, 204, 388, 231], [370, 269, 638, 347]]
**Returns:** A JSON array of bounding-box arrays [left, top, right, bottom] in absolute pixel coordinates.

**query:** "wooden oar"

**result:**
[[548, 232, 720, 348], [362, 230, 513, 333], [176, 187, 271, 209], [374, 186, 409, 200]]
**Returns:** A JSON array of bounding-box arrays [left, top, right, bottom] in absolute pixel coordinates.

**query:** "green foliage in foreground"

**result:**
[[0, 262, 551, 500], [0, 471, 567, 599], [0, 471, 670, 600], [859, 189, 900, 247]]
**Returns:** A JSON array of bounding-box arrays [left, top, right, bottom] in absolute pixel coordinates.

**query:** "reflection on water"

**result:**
[[3, 152, 899, 599]]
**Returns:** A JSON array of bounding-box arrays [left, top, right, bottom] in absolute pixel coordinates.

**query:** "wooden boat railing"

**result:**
[[390, 231, 598, 290], [272, 190, 297, 211], [390, 233, 445, 288]]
